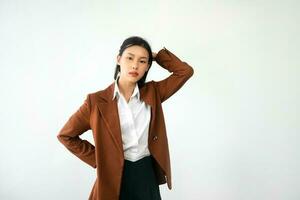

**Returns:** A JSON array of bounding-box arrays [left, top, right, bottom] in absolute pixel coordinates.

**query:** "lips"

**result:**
[[128, 71, 139, 77]]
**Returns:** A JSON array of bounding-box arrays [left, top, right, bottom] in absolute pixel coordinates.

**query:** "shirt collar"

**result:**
[[112, 78, 140, 101]]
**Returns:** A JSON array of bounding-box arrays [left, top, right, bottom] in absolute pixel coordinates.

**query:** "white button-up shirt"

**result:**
[[112, 78, 151, 162]]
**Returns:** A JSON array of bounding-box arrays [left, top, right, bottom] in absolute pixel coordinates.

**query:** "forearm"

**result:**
[[57, 130, 97, 168], [57, 94, 97, 168], [153, 47, 194, 102], [155, 47, 194, 76]]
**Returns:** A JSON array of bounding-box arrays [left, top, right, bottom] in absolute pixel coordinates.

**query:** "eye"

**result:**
[[127, 57, 133, 60], [140, 60, 146, 63]]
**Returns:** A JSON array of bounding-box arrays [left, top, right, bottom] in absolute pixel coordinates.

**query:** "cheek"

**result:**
[[119, 63, 130, 72], [140, 66, 148, 73], [138, 70, 147, 78]]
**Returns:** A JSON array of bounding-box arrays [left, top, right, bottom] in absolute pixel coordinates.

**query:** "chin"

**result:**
[[126, 78, 139, 84], [127, 76, 141, 81]]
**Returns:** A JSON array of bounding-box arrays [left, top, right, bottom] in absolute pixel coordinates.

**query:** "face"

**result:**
[[117, 45, 150, 85]]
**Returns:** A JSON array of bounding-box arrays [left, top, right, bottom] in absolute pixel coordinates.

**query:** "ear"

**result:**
[[117, 55, 121, 65]]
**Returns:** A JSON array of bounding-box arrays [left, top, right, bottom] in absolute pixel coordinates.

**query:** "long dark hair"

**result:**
[[114, 36, 153, 88]]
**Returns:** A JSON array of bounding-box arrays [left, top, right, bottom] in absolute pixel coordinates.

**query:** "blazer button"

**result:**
[[153, 136, 158, 141]]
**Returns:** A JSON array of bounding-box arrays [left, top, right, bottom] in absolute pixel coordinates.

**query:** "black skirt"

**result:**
[[119, 155, 162, 200]]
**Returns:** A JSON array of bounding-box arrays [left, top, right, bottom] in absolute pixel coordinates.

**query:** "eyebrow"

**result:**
[[126, 52, 148, 59]]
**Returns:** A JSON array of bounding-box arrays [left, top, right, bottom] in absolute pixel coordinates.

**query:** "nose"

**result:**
[[131, 60, 139, 70], [132, 65, 138, 70]]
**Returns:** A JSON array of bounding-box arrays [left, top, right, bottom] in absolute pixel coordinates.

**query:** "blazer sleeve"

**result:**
[[153, 47, 194, 102], [57, 94, 96, 168]]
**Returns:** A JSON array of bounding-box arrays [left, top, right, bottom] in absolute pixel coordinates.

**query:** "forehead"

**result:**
[[123, 45, 149, 58]]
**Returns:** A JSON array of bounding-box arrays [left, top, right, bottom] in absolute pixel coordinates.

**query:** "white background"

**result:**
[[0, 0, 299, 199]]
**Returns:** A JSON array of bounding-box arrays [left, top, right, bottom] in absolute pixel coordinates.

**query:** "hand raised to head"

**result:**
[[152, 52, 157, 61]]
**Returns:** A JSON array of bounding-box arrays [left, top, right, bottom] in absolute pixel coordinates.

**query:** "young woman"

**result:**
[[57, 36, 194, 200]]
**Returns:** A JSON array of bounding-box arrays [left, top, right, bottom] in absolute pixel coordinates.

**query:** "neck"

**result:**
[[117, 77, 136, 101]]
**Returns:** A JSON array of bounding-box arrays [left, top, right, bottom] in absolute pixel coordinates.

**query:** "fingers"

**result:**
[[152, 52, 157, 61]]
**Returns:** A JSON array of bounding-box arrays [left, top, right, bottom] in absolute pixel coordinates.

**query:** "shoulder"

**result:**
[[139, 80, 157, 92], [145, 80, 163, 92], [145, 80, 160, 89], [87, 82, 115, 104]]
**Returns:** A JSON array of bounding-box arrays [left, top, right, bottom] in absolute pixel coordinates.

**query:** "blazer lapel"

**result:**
[[96, 83, 123, 155], [140, 83, 156, 140]]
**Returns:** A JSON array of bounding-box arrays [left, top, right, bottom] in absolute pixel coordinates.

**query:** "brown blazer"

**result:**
[[57, 47, 194, 200]]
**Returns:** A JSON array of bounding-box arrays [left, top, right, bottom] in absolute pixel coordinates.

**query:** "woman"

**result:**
[[57, 36, 194, 200]]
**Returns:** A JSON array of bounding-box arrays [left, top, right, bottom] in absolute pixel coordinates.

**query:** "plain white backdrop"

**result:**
[[0, 0, 299, 199]]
